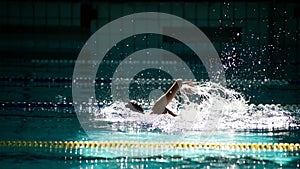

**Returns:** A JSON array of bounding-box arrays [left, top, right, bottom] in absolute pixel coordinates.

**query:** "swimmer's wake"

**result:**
[[92, 80, 298, 132]]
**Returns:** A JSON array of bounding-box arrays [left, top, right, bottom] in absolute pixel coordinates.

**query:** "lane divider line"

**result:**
[[0, 141, 299, 151]]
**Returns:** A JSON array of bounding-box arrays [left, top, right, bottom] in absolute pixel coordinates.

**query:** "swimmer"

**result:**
[[126, 79, 193, 117]]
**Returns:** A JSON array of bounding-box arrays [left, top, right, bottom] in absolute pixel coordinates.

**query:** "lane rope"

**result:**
[[1, 141, 299, 151]]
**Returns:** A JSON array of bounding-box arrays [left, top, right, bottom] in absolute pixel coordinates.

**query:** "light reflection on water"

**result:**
[[1, 103, 300, 168], [0, 94, 299, 168]]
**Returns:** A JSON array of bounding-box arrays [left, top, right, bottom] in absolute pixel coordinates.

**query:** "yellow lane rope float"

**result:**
[[1, 141, 299, 151]]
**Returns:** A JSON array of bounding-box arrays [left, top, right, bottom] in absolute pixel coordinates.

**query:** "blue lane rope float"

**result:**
[[0, 141, 299, 151]]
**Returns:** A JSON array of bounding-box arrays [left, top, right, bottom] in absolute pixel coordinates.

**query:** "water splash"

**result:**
[[92, 82, 298, 133]]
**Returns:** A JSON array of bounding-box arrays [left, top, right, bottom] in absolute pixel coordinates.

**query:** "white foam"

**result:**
[[93, 82, 298, 132]]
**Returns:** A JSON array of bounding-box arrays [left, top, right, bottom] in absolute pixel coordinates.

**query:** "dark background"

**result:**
[[0, 0, 299, 105]]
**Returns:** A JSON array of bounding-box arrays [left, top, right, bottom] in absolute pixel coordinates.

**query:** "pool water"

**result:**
[[0, 55, 299, 168], [0, 111, 300, 168], [1, 80, 300, 168]]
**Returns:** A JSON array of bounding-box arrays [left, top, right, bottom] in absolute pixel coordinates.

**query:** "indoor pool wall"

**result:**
[[0, 0, 299, 168], [0, 1, 299, 104]]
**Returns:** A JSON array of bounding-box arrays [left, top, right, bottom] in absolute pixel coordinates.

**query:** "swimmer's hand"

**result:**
[[176, 79, 194, 87], [183, 81, 194, 86], [181, 81, 195, 94]]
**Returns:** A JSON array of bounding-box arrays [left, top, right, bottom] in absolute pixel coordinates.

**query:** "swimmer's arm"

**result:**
[[151, 79, 182, 114], [164, 79, 182, 105]]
